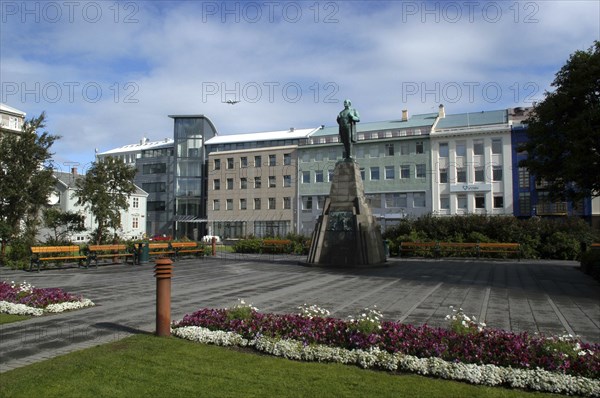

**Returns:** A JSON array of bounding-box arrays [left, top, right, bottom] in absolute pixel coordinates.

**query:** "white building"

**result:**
[[48, 169, 148, 242], [0, 103, 26, 135]]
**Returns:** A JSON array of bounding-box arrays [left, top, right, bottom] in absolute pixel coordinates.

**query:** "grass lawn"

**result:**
[[0, 313, 31, 324], [0, 334, 564, 398]]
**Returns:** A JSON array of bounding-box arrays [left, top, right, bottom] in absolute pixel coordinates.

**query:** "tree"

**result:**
[[42, 208, 86, 244], [73, 156, 137, 244], [0, 112, 59, 261], [521, 41, 600, 202]]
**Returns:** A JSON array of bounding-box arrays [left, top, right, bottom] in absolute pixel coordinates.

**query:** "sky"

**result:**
[[1, 0, 599, 173]]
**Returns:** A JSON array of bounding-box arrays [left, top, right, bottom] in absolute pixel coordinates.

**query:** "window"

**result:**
[[413, 192, 425, 207], [329, 148, 338, 160], [213, 159, 221, 170], [302, 196, 313, 210], [268, 197, 276, 210], [142, 163, 166, 174], [475, 194, 485, 208], [457, 194, 467, 209], [369, 146, 378, 158], [493, 195, 504, 208], [491, 139, 502, 154], [213, 199, 220, 211], [416, 141, 424, 154], [240, 178, 247, 189], [317, 195, 326, 209], [385, 193, 405, 208], [132, 217, 139, 229], [227, 157, 234, 169], [519, 167, 530, 189], [400, 165, 410, 179], [315, 170, 324, 183], [240, 157, 248, 168], [142, 182, 166, 193], [385, 143, 394, 156], [147, 201, 166, 211], [226, 178, 234, 190], [385, 166, 395, 180], [439, 142, 449, 157], [269, 154, 276, 166], [226, 199, 233, 210], [370, 167, 380, 180], [283, 175, 292, 187], [456, 168, 466, 183], [283, 197, 291, 209], [439, 168, 448, 183], [254, 177, 261, 189], [213, 179, 221, 190], [254, 155, 261, 167], [254, 198, 261, 210], [492, 166, 503, 181], [302, 171, 310, 184], [269, 176, 276, 188], [440, 195, 450, 210], [416, 164, 426, 179], [328, 169, 334, 182], [456, 141, 466, 157], [283, 153, 291, 165], [315, 151, 323, 161], [360, 168, 365, 180], [132, 197, 139, 208], [240, 198, 247, 210], [475, 167, 485, 182], [356, 147, 364, 158], [519, 192, 531, 214], [473, 139, 484, 156], [400, 142, 409, 155]]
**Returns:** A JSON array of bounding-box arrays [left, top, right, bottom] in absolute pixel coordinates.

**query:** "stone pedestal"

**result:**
[[307, 159, 386, 267]]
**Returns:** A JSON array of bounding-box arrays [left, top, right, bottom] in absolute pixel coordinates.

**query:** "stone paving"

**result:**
[[1, 254, 599, 373]]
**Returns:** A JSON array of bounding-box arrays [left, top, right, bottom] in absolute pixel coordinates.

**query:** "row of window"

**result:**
[[213, 153, 292, 170], [439, 166, 503, 183], [438, 139, 503, 158], [213, 197, 292, 211], [301, 141, 426, 162], [213, 175, 293, 190]]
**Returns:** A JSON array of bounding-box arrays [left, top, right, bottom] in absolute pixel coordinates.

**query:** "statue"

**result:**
[[337, 99, 360, 159]]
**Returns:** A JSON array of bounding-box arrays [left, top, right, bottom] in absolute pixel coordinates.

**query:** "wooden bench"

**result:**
[[30, 246, 86, 272], [400, 242, 521, 259], [148, 242, 175, 258], [86, 244, 134, 268], [261, 239, 292, 254], [591, 243, 600, 250], [171, 241, 205, 259]]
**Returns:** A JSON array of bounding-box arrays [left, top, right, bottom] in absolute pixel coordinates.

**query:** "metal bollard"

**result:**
[[154, 257, 173, 336], [212, 236, 216, 256]]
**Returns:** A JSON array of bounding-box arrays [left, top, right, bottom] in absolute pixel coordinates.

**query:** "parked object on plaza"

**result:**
[[202, 235, 222, 244]]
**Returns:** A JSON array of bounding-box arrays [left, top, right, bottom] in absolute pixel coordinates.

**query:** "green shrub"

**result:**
[[580, 249, 600, 281], [233, 238, 263, 253]]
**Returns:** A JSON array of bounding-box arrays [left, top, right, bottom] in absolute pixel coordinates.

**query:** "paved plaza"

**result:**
[[1, 254, 599, 373]]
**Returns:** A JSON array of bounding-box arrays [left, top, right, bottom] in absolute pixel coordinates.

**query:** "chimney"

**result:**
[[71, 167, 77, 175], [401, 109, 408, 121], [438, 104, 445, 118], [289, 127, 295, 132]]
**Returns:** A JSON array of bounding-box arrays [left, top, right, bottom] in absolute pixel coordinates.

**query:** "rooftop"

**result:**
[[435, 109, 508, 130], [98, 137, 174, 155], [205, 127, 319, 145], [310, 112, 439, 137]]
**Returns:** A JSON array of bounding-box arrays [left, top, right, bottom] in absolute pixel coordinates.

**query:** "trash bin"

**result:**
[[383, 240, 390, 258], [139, 242, 150, 265]]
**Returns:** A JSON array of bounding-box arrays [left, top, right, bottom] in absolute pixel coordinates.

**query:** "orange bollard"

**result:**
[[154, 257, 173, 337], [211, 236, 216, 256]]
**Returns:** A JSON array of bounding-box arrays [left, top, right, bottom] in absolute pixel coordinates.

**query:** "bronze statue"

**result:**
[[337, 99, 360, 159]]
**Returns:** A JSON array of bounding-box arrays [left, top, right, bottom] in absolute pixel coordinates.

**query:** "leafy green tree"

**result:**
[[42, 207, 86, 244], [521, 41, 600, 202], [0, 112, 59, 262], [73, 157, 137, 244]]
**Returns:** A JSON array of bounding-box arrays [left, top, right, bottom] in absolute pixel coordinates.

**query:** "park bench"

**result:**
[[148, 242, 175, 258], [261, 239, 292, 254], [400, 242, 521, 259], [170, 241, 205, 259], [30, 245, 86, 272], [85, 244, 134, 268], [591, 243, 600, 250]]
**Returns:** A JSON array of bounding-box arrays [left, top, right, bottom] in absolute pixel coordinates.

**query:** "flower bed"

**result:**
[[0, 281, 94, 316], [173, 302, 600, 397]]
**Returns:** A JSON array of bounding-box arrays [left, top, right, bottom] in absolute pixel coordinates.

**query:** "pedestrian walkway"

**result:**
[[1, 255, 598, 373]]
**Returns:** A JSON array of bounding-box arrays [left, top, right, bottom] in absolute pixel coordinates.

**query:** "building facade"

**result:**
[[430, 108, 514, 217], [297, 111, 438, 235], [0, 103, 26, 136], [97, 137, 175, 237], [205, 127, 317, 238], [49, 169, 147, 242]]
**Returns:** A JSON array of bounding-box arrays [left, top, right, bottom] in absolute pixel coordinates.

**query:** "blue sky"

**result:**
[[1, 0, 599, 172]]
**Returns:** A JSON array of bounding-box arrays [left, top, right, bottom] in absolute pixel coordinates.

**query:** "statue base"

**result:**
[[306, 159, 386, 267]]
